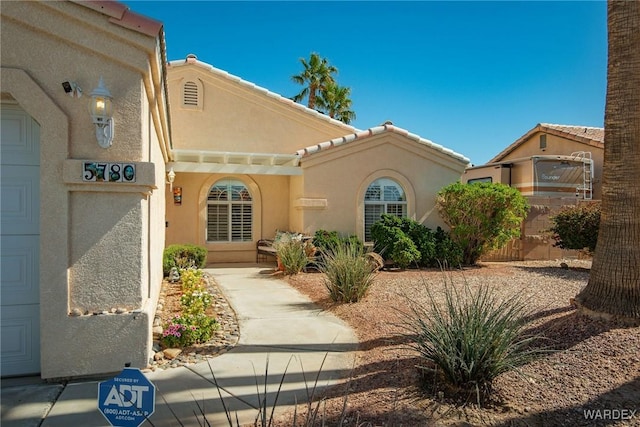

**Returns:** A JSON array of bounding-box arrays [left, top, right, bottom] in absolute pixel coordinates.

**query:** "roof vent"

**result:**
[[186, 54, 198, 64], [183, 81, 198, 106], [382, 120, 393, 125]]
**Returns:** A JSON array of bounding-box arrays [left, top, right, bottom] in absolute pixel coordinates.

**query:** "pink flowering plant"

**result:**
[[161, 313, 218, 348]]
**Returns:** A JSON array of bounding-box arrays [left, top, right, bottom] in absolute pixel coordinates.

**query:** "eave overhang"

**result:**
[[167, 149, 302, 175]]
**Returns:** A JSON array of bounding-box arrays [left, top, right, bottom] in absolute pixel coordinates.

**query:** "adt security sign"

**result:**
[[98, 367, 156, 427]]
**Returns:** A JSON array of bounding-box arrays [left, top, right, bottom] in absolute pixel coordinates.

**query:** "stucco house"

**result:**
[[164, 55, 470, 264], [1, 1, 170, 379], [462, 123, 604, 261], [463, 123, 604, 199], [1, 1, 468, 379]]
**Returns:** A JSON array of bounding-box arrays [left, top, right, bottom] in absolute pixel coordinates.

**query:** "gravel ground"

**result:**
[[274, 260, 640, 427], [150, 273, 240, 369]]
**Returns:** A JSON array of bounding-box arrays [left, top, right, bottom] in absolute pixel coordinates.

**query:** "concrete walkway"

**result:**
[[1, 265, 358, 426]]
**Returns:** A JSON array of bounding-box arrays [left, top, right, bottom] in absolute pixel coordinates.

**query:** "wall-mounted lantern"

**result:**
[[167, 167, 176, 191], [89, 77, 114, 148]]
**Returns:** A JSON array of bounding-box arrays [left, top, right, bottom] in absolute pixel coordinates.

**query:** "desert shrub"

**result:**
[[161, 313, 218, 348], [548, 202, 600, 253], [275, 240, 309, 275], [163, 244, 207, 276], [437, 182, 529, 265], [273, 232, 316, 275], [313, 229, 363, 254], [320, 241, 376, 303], [400, 277, 543, 400]]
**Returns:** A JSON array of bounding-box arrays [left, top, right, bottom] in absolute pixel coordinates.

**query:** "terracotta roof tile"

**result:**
[[540, 123, 604, 144], [490, 123, 604, 162], [296, 124, 470, 165], [73, 1, 163, 37]]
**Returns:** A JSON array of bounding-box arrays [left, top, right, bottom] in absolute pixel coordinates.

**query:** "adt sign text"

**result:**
[[98, 367, 155, 427]]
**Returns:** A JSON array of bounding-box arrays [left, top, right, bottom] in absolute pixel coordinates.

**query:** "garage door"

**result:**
[[1, 103, 41, 377]]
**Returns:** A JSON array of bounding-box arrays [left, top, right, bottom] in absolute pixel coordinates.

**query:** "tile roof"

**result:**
[[540, 123, 604, 144], [73, 1, 163, 37], [295, 124, 471, 165], [168, 55, 357, 132], [490, 123, 604, 163]]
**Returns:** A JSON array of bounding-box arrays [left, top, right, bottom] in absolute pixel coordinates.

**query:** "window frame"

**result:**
[[206, 179, 253, 243], [363, 177, 408, 242]]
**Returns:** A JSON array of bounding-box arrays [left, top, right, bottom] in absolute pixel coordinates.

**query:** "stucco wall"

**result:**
[[165, 172, 290, 263], [167, 65, 354, 154], [499, 131, 604, 199], [298, 133, 467, 240], [1, 1, 167, 378]]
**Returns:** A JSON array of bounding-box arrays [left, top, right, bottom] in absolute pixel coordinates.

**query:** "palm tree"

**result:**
[[575, 0, 640, 321], [291, 52, 337, 110], [316, 81, 356, 124]]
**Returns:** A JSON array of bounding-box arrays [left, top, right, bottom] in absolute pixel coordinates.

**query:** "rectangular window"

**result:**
[[364, 204, 384, 242], [231, 204, 252, 242], [468, 177, 493, 184], [386, 204, 406, 217], [207, 205, 229, 241]]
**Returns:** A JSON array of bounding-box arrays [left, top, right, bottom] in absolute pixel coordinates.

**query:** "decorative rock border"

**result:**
[[145, 272, 240, 371]]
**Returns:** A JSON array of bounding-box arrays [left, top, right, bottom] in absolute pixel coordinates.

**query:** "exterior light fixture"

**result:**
[[167, 168, 176, 190], [89, 77, 114, 148]]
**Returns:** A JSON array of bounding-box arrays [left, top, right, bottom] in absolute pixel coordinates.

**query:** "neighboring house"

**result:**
[[463, 123, 604, 199], [462, 123, 604, 261], [164, 56, 470, 264], [1, 1, 170, 379], [0, 1, 468, 379]]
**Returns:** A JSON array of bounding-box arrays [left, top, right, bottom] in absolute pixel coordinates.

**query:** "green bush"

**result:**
[[548, 202, 600, 253], [370, 215, 462, 268], [389, 232, 420, 269], [400, 277, 543, 400], [433, 227, 464, 268], [320, 241, 376, 303], [163, 244, 207, 276], [371, 215, 422, 267], [437, 182, 529, 265]]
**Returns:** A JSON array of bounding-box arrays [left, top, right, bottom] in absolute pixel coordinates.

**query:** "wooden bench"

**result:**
[[256, 239, 277, 263]]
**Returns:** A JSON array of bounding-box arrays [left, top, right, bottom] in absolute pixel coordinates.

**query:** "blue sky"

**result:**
[[127, 1, 607, 165]]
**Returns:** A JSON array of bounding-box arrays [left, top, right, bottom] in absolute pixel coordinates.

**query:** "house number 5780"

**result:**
[[83, 162, 136, 183]]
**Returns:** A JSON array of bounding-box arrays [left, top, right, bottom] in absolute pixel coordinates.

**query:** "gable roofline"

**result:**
[[167, 55, 357, 133], [490, 123, 604, 163], [72, 1, 163, 37], [296, 124, 470, 165]]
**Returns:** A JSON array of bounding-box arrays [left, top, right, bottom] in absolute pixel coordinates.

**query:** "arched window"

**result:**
[[364, 178, 407, 241], [207, 179, 252, 242]]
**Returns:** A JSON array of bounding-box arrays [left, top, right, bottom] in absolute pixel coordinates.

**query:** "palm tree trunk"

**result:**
[[575, 0, 640, 321]]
